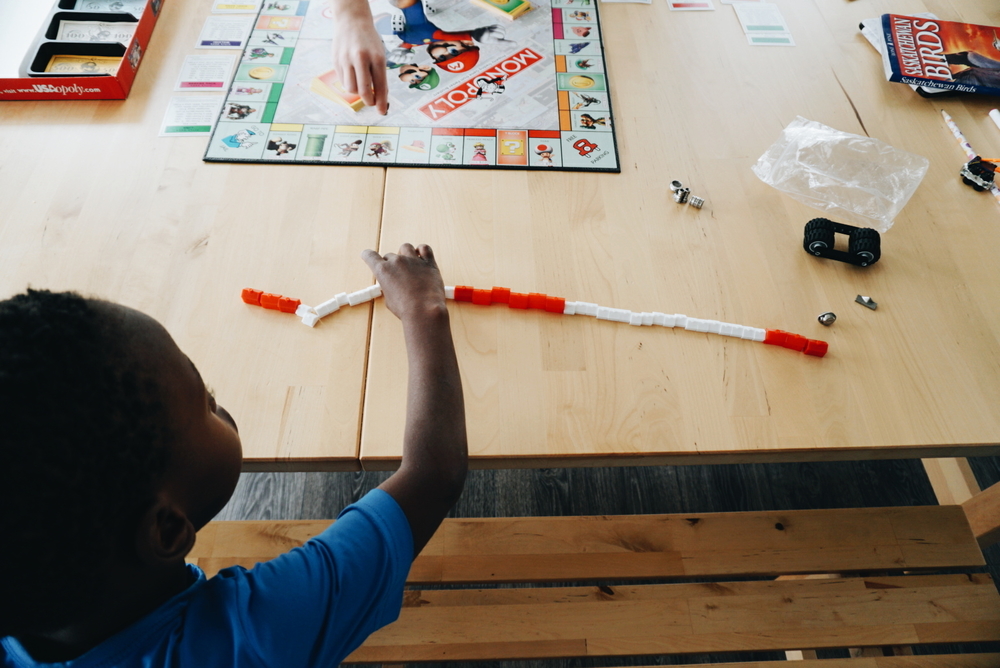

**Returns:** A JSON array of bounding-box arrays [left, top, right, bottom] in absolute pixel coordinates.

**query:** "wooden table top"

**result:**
[[2, 0, 999, 470]]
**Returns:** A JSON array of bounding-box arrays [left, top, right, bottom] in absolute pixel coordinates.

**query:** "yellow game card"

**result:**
[[44, 55, 121, 75]]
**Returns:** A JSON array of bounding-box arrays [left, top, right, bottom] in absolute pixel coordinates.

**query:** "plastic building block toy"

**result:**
[[803, 218, 881, 267], [240, 277, 828, 359]]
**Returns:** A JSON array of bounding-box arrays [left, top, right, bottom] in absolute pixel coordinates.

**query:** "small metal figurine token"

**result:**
[[855, 295, 877, 310], [688, 195, 704, 209], [673, 187, 690, 204], [960, 156, 997, 192], [817, 312, 836, 326]]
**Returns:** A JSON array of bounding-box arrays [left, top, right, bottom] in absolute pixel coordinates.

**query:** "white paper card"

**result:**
[[732, 2, 788, 32], [196, 15, 254, 49], [159, 95, 224, 136], [174, 54, 236, 91]]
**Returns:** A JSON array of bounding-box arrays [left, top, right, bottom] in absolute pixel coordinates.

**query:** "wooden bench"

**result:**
[[189, 505, 1000, 665]]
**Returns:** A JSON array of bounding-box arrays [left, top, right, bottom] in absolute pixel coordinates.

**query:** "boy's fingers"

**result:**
[[372, 63, 389, 115], [356, 66, 376, 107], [416, 244, 437, 267], [398, 243, 418, 257], [342, 68, 359, 94], [361, 249, 384, 272]]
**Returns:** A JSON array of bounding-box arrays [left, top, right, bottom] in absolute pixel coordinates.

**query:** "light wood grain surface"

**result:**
[[0, 0, 384, 469], [362, 0, 1000, 467]]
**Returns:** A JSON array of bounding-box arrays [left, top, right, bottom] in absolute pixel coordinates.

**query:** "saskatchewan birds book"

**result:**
[[881, 14, 1000, 97]]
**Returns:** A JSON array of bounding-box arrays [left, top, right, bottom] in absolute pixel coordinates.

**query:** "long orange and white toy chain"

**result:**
[[241, 285, 828, 357]]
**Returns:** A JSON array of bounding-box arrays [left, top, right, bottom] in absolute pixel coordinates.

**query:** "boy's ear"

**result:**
[[136, 497, 197, 565]]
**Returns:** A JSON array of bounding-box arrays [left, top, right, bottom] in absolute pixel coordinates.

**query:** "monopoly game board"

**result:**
[[204, 0, 619, 171]]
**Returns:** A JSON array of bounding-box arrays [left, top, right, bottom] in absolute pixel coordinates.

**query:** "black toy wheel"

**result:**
[[803, 218, 835, 256], [848, 228, 881, 266]]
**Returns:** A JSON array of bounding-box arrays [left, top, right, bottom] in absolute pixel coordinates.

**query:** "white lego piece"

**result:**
[[629, 312, 643, 326], [295, 304, 315, 318], [652, 312, 668, 327], [335, 292, 350, 307], [613, 309, 631, 323], [367, 284, 382, 299], [579, 302, 598, 316], [705, 320, 722, 335], [445, 286, 455, 300], [597, 307, 613, 321], [641, 312, 654, 326], [674, 314, 687, 328], [347, 289, 371, 306], [684, 317, 702, 332], [314, 298, 341, 318], [720, 323, 737, 337], [301, 313, 320, 327], [563, 301, 577, 315], [662, 313, 676, 328], [740, 327, 755, 340], [751, 328, 766, 342]]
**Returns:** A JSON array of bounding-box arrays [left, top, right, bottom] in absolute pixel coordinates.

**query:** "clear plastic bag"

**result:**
[[752, 116, 928, 233]]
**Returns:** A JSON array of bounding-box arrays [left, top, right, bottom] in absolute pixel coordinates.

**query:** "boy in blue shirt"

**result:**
[[0, 243, 467, 667]]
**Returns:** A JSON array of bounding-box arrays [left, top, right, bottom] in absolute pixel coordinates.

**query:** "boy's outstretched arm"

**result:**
[[329, 0, 389, 114], [363, 244, 468, 557]]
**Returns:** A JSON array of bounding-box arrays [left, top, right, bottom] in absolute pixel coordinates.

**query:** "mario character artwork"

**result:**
[[436, 142, 457, 161], [579, 113, 607, 128], [377, 0, 512, 78], [368, 140, 393, 158], [337, 139, 364, 156], [266, 137, 297, 155], [397, 63, 441, 90], [226, 103, 257, 120], [535, 144, 554, 166], [571, 92, 601, 109], [471, 142, 488, 163]]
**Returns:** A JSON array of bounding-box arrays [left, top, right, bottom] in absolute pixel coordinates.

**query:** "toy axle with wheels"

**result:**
[[803, 218, 881, 267]]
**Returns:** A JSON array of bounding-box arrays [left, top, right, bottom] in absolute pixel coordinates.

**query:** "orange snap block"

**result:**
[[527, 293, 547, 310], [472, 289, 492, 305], [544, 296, 566, 313], [763, 329, 788, 346], [508, 292, 529, 309], [454, 285, 474, 302], [278, 297, 302, 314], [260, 293, 282, 310], [804, 340, 829, 357], [241, 288, 263, 306], [782, 333, 808, 352], [491, 286, 511, 304]]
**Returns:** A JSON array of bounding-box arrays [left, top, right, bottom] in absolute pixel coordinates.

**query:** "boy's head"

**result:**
[[0, 290, 242, 638]]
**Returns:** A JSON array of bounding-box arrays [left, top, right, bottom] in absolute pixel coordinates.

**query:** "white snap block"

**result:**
[[662, 313, 676, 328], [684, 317, 701, 331], [641, 312, 654, 326], [314, 299, 341, 318], [614, 309, 631, 323], [347, 289, 371, 306], [301, 313, 320, 327], [652, 312, 667, 326], [563, 301, 577, 315], [445, 286, 455, 300], [751, 328, 766, 342], [367, 284, 382, 299], [740, 326, 755, 340], [597, 307, 613, 321], [295, 304, 315, 318], [580, 302, 598, 316], [629, 312, 643, 326], [719, 323, 736, 337], [674, 314, 687, 328], [705, 320, 722, 334], [335, 292, 350, 307]]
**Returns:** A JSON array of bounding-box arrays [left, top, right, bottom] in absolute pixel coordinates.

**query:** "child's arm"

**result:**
[[362, 244, 468, 557], [329, 0, 389, 114]]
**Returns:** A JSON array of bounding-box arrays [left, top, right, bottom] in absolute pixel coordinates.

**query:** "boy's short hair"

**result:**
[[0, 290, 172, 637]]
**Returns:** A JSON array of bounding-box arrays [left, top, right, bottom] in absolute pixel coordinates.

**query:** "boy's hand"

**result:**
[[330, 3, 389, 114], [362, 244, 447, 322]]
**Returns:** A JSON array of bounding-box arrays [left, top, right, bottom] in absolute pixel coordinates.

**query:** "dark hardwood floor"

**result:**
[[215, 457, 1000, 666]]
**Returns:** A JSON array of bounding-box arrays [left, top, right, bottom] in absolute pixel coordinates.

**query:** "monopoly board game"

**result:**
[[204, 0, 619, 171]]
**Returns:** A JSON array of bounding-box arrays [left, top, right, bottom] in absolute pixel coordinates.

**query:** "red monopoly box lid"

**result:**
[[0, 0, 162, 101]]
